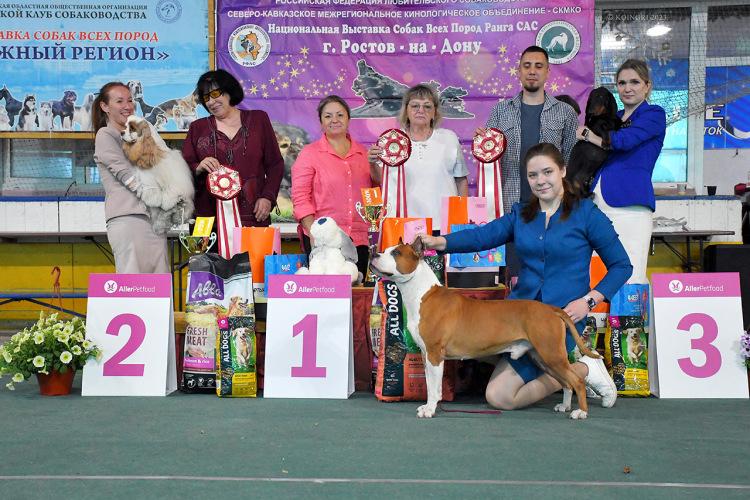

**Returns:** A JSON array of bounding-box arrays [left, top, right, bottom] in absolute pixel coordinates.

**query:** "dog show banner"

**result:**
[[264, 274, 354, 399], [82, 273, 177, 396], [651, 273, 749, 399], [216, 0, 594, 183], [0, 0, 209, 133]]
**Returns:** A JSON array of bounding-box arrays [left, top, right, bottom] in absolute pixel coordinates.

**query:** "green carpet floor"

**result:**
[[1, 374, 748, 499]]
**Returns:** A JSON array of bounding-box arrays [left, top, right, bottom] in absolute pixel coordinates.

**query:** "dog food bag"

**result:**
[[216, 316, 257, 397], [569, 312, 607, 363], [606, 284, 650, 396], [182, 252, 254, 393], [375, 280, 455, 402]]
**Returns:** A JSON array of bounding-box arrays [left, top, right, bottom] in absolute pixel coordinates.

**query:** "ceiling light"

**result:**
[[646, 24, 672, 37]]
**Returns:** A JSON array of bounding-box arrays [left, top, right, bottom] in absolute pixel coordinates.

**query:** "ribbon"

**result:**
[[206, 166, 242, 259], [473, 128, 506, 219], [477, 160, 503, 219], [377, 129, 411, 218]]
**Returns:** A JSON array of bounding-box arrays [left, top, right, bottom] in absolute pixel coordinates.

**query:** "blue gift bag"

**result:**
[[448, 224, 505, 268], [264, 254, 308, 296]]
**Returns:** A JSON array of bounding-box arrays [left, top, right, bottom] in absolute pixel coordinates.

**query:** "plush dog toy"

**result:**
[[296, 217, 361, 284]]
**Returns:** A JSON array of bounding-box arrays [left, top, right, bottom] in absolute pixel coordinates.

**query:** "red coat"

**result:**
[[182, 109, 284, 227]]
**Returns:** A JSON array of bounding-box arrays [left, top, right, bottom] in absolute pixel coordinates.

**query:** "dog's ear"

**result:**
[[398, 237, 404, 245], [410, 236, 425, 259]]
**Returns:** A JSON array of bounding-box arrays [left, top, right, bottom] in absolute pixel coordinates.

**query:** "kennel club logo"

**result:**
[[536, 21, 581, 65], [156, 0, 182, 23], [229, 25, 271, 68]]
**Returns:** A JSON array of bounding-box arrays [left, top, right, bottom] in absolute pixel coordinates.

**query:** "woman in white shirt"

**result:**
[[368, 84, 468, 228]]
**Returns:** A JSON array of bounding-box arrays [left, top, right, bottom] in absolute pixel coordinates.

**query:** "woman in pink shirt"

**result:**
[[292, 95, 380, 279]]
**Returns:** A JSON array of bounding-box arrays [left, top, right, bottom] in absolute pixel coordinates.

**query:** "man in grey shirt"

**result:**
[[483, 45, 579, 281]]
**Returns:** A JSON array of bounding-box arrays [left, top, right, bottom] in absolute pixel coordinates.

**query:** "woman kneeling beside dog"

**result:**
[[419, 143, 632, 410]]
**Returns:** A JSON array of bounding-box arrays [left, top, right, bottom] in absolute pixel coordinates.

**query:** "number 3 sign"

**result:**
[[264, 275, 354, 399], [82, 274, 177, 396], [652, 273, 749, 398]]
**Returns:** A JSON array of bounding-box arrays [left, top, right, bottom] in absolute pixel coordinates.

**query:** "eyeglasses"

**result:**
[[202, 89, 223, 102], [408, 103, 435, 111]]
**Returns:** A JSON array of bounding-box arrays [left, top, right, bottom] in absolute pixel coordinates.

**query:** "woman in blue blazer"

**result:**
[[577, 59, 666, 284], [419, 143, 632, 412]]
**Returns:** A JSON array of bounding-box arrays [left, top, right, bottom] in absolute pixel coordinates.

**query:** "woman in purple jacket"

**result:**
[[577, 59, 666, 284]]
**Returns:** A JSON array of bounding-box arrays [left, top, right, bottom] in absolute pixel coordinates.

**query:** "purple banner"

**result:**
[[217, 0, 593, 221], [217, 0, 592, 145]]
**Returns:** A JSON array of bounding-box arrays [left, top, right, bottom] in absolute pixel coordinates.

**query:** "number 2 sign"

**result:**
[[652, 273, 749, 398], [82, 274, 177, 396], [264, 275, 354, 399]]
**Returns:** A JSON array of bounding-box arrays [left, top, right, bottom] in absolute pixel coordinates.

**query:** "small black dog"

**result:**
[[566, 87, 621, 197]]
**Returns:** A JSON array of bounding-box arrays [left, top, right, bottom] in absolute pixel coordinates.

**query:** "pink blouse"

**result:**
[[291, 135, 374, 246]]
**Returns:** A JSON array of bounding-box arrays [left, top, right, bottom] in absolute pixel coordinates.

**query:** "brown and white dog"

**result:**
[[121, 115, 195, 234], [370, 239, 600, 419]]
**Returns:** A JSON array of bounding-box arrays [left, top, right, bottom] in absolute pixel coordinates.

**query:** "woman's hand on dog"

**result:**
[[576, 126, 603, 147], [563, 298, 590, 323], [196, 156, 222, 173], [417, 234, 446, 252]]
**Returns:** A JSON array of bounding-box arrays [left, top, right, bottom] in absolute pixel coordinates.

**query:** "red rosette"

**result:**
[[377, 128, 412, 167], [472, 128, 506, 163], [206, 166, 242, 201]]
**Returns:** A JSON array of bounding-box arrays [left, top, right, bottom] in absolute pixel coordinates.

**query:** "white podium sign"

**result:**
[[82, 274, 177, 396], [264, 275, 354, 399], [652, 273, 749, 398]]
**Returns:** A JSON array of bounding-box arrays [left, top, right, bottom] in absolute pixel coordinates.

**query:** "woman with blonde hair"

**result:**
[[576, 59, 666, 283], [368, 84, 468, 228]]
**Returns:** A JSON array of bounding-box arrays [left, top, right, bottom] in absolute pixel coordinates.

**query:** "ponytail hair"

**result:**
[[91, 81, 129, 134]]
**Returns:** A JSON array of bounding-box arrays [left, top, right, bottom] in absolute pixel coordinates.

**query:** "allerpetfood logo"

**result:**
[[156, 0, 182, 23], [283, 281, 298, 295], [229, 24, 271, 68], [104, 280, 118, 294], [536, 21, 581, 65], [669, 279, 684, 294]]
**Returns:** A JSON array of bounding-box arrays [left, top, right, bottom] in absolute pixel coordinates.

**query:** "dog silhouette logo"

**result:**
[[104, 280, 118, 294], [668, 279, 684, 294], [283, 281, 298, 295], [536, 21, 581, 64], [229, 24, 271, 68]]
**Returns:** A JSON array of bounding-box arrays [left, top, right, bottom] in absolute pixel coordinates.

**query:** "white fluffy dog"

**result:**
[[296, 217, 360, 284], [121, 115, 195, 234]]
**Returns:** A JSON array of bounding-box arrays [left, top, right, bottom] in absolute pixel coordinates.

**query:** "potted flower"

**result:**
[[0, 312, 101, 395]]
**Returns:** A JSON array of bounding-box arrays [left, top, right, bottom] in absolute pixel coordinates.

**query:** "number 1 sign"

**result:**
[[82, 274, 177, 396], [652, 273, 749, 398], [264, 275, 354, 399]]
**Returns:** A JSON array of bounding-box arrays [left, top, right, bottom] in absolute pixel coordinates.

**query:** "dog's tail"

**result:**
[[556, 310, 601, 359]]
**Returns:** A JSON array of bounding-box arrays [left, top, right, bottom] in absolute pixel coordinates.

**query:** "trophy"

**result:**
[[179, 216, 217, 255], [356, 187, 388, 286]]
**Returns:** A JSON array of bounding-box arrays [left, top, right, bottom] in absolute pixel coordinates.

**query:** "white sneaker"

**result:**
[[579, 355, 617, 408]]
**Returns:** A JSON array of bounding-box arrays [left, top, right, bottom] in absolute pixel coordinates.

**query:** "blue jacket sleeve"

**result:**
[[444, 205, 517, 253], [610, 105, 666, 152], [586, 204, 633, 299]]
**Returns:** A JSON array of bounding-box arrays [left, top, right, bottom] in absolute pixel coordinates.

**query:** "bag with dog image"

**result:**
[[374, 280, 456, 402], [182, 252, 255, 393], [216, 316, 257, 397], [605, 284, 650, 396]]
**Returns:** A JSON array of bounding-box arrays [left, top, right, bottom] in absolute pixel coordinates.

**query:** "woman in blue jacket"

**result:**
[[419, 143, 632, 411], [577, 59, 666, 284]]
